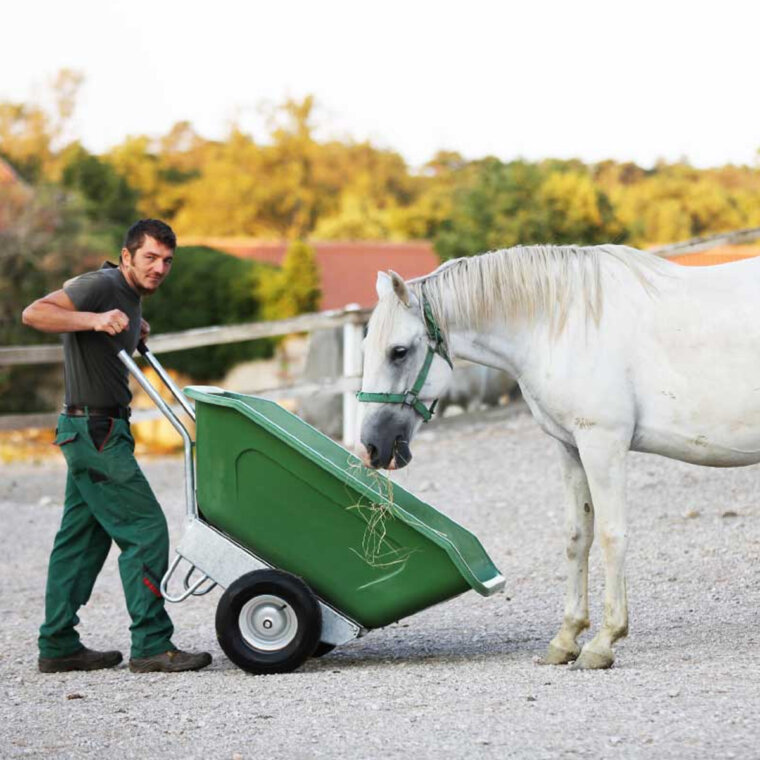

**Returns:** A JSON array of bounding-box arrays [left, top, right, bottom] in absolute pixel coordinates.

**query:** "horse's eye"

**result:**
[[390, 346, 408, 362]]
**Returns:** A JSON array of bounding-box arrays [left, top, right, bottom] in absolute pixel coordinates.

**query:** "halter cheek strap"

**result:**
[[357, 291, 453, 423]]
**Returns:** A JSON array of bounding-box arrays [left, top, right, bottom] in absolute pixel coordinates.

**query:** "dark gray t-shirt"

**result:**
[[62, 263, 141, 408]]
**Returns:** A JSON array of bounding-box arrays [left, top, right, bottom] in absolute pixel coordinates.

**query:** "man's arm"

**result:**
[[22, 289, 130, 336]]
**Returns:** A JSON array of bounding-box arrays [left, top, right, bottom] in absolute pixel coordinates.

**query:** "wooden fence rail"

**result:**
[[1, 304, 371, 442], [0, 305, 372, 367]]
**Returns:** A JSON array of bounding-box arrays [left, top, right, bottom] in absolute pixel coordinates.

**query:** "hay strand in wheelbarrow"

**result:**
[[346, 458, 418, 569]]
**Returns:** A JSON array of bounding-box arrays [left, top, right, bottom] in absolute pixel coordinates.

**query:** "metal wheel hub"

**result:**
[[239, 594, 298, 651]]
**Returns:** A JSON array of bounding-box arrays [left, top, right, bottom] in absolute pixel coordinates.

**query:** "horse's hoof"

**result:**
[[541, 643, 579, 665], [570, 646, 614, 671]]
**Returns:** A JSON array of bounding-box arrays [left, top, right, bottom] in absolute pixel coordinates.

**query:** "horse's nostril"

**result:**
[[366, 443, 379, 465], [394, 436, 413, 468]]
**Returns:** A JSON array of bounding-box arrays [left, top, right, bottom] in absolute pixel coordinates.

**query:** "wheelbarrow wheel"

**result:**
[[216, 569, 321, 675]]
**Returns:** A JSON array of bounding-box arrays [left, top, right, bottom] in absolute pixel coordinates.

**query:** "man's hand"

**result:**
[[92, 309, 130, 336], [140, 318, 151, 342]]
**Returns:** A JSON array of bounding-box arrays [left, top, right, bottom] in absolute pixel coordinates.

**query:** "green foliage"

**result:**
[[258, 240, 321, 320], [0, 186, 99, 345], [60, 144, 138, 231], [434, 159, 546, 259], [0, 183, 104, 412], [434, 159, 626, 260], [141, 247, 275, 380]]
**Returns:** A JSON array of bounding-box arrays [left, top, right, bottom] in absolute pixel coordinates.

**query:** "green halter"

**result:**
[[357, 290, 453, 422]]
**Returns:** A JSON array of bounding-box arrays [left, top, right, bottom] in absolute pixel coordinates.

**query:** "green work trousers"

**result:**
[[38, 414, 175, 659]]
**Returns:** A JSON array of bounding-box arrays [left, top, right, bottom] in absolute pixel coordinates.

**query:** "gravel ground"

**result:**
[[1, 403, 759, 759]]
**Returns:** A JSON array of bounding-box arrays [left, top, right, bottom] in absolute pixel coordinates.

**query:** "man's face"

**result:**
[[121, 235, 174, 295]]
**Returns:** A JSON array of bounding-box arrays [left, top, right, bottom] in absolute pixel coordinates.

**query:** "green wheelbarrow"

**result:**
[[119, 343, 505, 675]]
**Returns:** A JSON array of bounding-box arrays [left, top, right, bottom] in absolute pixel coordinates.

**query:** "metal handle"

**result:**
[[161, 555, 215, 603], [183, 565, 217, 597], [137, 341, 196, 421]]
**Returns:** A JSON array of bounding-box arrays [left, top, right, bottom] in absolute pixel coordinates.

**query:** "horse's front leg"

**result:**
[[543, 441, 594, 665], [572, 430, 629, 670]]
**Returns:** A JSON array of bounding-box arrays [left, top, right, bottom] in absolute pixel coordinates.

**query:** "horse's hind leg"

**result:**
[[543, 441, 594, 665], [571, 431, 629, 670]]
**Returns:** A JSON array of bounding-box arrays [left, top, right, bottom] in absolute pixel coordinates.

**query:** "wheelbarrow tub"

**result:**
[[184, 387, 505, 630]]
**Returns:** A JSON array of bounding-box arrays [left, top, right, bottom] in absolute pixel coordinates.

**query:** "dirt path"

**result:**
[[1, 405, 759, 759]]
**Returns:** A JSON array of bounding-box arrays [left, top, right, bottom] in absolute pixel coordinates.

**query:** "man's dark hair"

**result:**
[[123, 219, 177, 256]]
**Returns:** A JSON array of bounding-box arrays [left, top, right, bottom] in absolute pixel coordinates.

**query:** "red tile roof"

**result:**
[[0, 157, 21, 185], [184, 237, 760, 310], [182, 239, 440, 309], [669, 245, 760, 266]]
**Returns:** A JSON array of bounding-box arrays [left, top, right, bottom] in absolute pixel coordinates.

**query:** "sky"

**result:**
[[2, 0, 759, 170]]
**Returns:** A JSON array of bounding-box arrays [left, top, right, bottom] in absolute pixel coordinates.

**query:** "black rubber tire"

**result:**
[[215, 569, 321, 675], [312, 642, 336, 658]]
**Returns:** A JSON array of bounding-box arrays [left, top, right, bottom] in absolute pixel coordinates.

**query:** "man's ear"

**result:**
[[389, 270, 411, 307], [120, 247, 131, 266]]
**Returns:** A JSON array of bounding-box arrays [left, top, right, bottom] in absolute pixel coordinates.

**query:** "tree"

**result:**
[[0, 183, 100, 412], [104, 135, 164, 218], [538, 171, 625, 245], [0, 68, 84, 183], [49, 69, 85, 158], [141, 246, 276, 380], [60, 144, 138, 229], [259, 240, 321, 320], [433, 158, 630, 260], [392, 151, 466, 240], [434, 158, 549, 259], [169, 97, 423, 240], [0, 101, 53, 182], [169, 127, 272, 236], [312, 190, 392, 240], [261, 96, 321, 238]]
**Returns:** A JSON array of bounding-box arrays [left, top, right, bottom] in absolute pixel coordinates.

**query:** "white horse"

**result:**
[[358, 244, 760, 669]]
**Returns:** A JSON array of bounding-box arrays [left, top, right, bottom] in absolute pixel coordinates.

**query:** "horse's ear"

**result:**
[[389, 270, 411, 307], [376, 271, 393, 300]]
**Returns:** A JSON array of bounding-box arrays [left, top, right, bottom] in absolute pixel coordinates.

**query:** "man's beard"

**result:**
[[133, 270, 160, 295]]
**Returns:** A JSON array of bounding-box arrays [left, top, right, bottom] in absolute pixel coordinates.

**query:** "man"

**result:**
[[22, 219, 211, 673]]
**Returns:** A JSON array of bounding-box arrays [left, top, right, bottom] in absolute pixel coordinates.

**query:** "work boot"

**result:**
[[129, 649, 212, 673], [38, 647, 123, 673]]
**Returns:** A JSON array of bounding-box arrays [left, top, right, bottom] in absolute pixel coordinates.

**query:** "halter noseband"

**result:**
[[357, 290, 453, 422]]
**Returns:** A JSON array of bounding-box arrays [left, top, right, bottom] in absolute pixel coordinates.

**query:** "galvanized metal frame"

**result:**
[[164, 520, 362, 646]]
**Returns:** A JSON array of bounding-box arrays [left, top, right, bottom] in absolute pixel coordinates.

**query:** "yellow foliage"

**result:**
[[539, 172, 603, 228], [313, 191, 392, 240]]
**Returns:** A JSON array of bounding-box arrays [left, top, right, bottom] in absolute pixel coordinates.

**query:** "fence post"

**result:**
[[342, 303, 363, 448]]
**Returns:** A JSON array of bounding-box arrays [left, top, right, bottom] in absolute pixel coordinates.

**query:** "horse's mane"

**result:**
[[408, 244, 669, 335]]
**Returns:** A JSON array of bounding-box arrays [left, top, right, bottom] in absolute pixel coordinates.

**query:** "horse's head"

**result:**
[[358, 270, 454, 470]]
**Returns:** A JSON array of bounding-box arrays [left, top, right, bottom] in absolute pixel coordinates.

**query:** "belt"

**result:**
[[63, 405, 131, 419]]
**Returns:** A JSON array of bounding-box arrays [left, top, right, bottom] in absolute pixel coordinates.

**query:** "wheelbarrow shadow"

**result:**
[[210, 627, 543, 674], [313, 630, 541, 670]]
